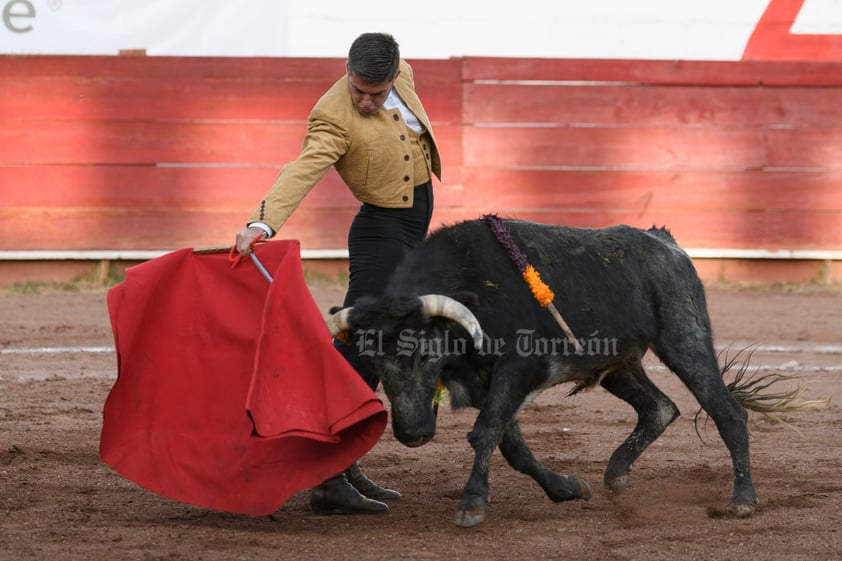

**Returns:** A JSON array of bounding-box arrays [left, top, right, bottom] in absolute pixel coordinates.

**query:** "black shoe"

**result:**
[[310, 473, 389, 515], [345, 462, 401, 501]]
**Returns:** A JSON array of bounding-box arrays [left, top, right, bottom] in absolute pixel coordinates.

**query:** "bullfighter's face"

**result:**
[[347, 70, 396, 115]]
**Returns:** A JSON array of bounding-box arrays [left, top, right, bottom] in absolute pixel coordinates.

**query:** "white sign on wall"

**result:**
[[0, 0, 289, 56], [1, 0, 841, 60]]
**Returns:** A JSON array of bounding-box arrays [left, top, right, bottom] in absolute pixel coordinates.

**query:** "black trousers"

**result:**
[[335, 181, 434, 390]]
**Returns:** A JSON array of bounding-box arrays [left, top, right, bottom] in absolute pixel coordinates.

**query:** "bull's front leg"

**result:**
[[499, 419, 592, 503], [455, 357, 544, 528], [457, 410, 503, 528]]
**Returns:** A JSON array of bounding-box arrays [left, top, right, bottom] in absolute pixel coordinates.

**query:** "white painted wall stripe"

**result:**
[[1, 346, 114, 354], [0, 249, 351, 260], [1, 249, 841, 262]]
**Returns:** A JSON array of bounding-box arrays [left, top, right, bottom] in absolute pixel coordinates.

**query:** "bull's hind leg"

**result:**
[[654, 330, 757, 517], [499, 419, 592, 503], [599, 362, 680, 495]]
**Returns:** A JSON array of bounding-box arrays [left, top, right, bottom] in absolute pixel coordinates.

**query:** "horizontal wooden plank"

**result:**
[[0, 73, 461, 123], [464, 126, 764, 169], [460, 169, 842, 212], [765, 128, 842, 169], [0, 164, 462, 211], [5, 204, 835, 252], [431, 208, 842, 250], [0, 165, 360, 209], [0, 56, 462, 122], [0, 121, 463, 165], [0, 121, 304, 164], [0, 208, 357, 250], [0, 55, 462, 82], [9, 165, 839, 219], [462, 126, 842, 170], [462, 57, 842, 86], [0, 77, 329, 121], [2, 208, 838, 254], [0, 165, 274, 207], [14, 55, 842, 90], [0, 55, 348, 79], [464, 83, 842, 127]]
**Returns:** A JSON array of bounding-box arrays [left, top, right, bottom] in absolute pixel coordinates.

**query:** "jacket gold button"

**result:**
[[402, 195, 409, 202], [404, 155, 410, 161], [400, 134, 406, 141], [403, 176, 410, 182], [393, 114, 399, 121]]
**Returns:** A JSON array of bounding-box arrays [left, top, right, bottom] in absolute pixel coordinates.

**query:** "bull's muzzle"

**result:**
[[392, 412, 437, 448]]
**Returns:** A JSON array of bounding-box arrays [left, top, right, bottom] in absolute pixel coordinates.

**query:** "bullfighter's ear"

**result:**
[[451, 291, 479, 310]]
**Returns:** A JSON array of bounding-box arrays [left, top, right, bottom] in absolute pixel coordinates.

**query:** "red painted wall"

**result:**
[[1, 55, 841, 265], [744, 0, 842, 62]]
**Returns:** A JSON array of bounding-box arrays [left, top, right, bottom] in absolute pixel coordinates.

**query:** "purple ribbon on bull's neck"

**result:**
[[482, 214, 583, 354]]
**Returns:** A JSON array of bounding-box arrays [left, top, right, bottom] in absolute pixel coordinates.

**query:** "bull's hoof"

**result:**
[[726, 487, 758, 518], [576, 477, 593, 500], [455, 507, 486, 528], [546, 475, 592, 503], [726, 499, 756, 518], [455, 495, 487, 528], [605, 474, 628, 495]]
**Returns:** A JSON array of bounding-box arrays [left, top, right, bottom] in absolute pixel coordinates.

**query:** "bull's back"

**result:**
[[515, 222, 698, 339], [394, 219, 704, 346]]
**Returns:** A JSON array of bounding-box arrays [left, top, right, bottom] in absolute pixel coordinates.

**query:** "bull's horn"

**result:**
[[419, 295, 484, 351], [326, 307, 352, 338]]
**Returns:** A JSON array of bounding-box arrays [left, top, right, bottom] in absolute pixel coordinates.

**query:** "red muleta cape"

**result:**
[[100, 241, 386, 515]]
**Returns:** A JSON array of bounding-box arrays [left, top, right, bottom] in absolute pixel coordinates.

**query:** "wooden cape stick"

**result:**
[[194, 244, 274, 284]]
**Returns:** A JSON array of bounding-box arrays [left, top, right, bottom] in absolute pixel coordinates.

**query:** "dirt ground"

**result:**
[[1, 278, 840, 561]]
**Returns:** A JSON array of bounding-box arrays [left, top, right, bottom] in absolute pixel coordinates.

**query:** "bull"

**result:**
[[328, 218, 759, 527]]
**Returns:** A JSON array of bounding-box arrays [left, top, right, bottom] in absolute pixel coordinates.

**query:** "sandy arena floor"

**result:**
[[1, 280, 840, 561]]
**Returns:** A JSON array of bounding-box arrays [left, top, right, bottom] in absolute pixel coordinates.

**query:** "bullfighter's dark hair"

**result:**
[[347, 32, 400, 83]]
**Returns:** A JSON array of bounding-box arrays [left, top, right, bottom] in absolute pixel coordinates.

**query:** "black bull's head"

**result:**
[[327, 294, 484, 447]]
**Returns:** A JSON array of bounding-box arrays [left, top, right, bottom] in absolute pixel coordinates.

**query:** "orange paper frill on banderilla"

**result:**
[[100, 241, 386, 515]]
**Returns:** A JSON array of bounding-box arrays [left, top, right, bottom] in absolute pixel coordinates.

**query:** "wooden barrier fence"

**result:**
[[1, 55, 841, 283]]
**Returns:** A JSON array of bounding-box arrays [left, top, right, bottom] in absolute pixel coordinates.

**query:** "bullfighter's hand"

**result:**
[[235, 227, 267, 256]]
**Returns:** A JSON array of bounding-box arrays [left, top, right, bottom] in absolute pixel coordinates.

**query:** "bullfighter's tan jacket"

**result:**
[[248, 59, 441, 232]]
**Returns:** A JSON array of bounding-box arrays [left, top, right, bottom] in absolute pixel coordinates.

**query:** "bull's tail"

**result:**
[[694, 346, 831, 438]]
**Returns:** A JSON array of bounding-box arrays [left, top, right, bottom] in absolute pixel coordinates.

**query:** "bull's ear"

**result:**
[[451, 291, 479, 310], [329, 305, 343, 314], [344, 296, 383, 325]]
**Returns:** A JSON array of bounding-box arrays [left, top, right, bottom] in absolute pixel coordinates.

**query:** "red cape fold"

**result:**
[[100, 241, 386, 515]]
